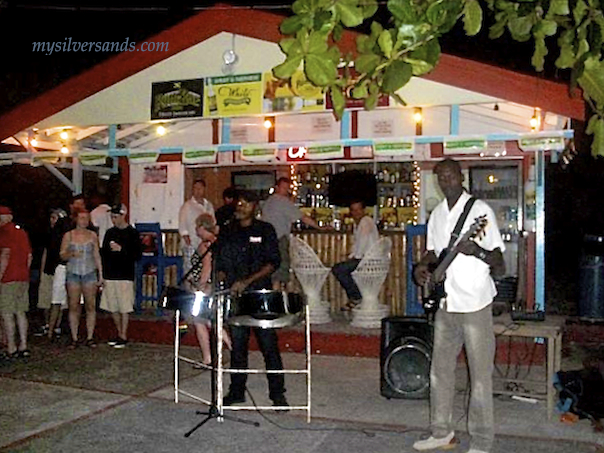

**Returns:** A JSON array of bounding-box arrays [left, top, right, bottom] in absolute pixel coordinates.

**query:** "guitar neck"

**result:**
[[432, 249, 459, 283]]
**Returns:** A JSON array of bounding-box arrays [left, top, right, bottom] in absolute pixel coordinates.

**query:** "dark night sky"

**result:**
[[0, 0, 602, 312]]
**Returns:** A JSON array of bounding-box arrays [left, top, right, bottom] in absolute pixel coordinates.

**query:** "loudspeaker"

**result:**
[[380, 316, 433, 399]]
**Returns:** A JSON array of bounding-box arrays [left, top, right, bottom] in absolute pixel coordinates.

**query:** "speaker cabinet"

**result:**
[[381, 317, 433, 399]]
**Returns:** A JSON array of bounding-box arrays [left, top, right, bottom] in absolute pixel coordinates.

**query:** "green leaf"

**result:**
[[357, 35, 372, 53], [534, 19, 557, 37], [573, 0, 588, 24], [333, 23, 344, 42], [404, 39, 441, 75], [364, 91, 379, 110], [370, 21, 384, 38], [351, 83, 369, 99], [576, 38, 590, 58], [427, 0, 446, 27], [292, 0, 312, 15], [279, 38, 302, 56], [280, 16, 304, 35], [336, 0, 365, 27], [387, 0, 417, 23], [549, 0, 570, 16], [326, 46, 341, 65], [362, 0, 379, 19], [586, 115, 604, 157], [382, 60, 413, 93], [463, 0, 483, 36], [578, 56, 604, 106], [391, 92, 407, 106], [555, 42, 576, 68], [305, 53, 338, 87], [355, 53, 381, 74], [531, 36, 548, 71], [308, 31, 329, 54], [489, 13, 507, 39], [378, 30, 394, 58], [397, 23, 430, 47], [330, 87, 346, 119], [508, 15, 534, 41], [273, 55, 303, 79]]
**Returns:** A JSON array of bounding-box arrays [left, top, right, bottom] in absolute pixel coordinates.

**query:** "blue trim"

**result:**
[[450, 105, 460, 135], [221, 118, 231, 144], [535, 150, 545, 311], [406, 224, 427, 315], [340, 110, 351, 139], [109, 125, 119, 174]]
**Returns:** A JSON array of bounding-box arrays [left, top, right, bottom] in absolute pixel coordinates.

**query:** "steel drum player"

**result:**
[[215, 190, 288, 409]]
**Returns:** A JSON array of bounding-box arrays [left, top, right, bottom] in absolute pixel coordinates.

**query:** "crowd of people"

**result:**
[[0, 159, 505, 453]]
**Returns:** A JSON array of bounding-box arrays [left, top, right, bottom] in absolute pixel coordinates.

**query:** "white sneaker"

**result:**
[[413, 432, 457, 451]]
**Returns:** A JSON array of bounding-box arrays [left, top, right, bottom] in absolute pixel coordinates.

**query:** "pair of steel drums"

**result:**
[[162, 288, 304, 329]]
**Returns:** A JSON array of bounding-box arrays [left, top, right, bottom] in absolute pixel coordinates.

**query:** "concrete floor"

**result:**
[[1, 333, 603, 453]]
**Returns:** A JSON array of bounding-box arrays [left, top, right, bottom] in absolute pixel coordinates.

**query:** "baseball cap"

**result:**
[[0, 206, 12, 215], [110, 203, 127, 215]]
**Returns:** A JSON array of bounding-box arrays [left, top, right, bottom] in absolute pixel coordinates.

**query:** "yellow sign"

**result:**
[[263, 70, 326, 113], [204, 73, 263, 117]]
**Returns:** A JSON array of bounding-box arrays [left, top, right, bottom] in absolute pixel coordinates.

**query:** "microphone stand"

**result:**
[[183, 238, 259, 438]]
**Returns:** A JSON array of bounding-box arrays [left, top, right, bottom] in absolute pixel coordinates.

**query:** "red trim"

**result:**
[[0, 4, 584, 141]]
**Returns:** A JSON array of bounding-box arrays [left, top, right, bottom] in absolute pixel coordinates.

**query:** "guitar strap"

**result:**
[[444, 196, 477, 254]]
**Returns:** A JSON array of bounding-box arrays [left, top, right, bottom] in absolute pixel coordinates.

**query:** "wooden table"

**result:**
[[492, 315, 563, 420]]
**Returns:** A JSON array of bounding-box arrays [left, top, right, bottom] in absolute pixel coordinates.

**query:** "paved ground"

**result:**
[[1, 333, 603, 453]]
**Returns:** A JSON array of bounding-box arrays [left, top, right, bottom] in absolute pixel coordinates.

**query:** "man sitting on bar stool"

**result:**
[[215, 190, 288, 408], [332, 199, 379, 311]]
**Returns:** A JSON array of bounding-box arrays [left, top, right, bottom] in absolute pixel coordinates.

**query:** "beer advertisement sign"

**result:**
[[151, 79, 204, 120], [205, 73, 263, 117]]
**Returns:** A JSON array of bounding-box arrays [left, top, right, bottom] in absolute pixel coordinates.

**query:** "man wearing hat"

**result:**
[[0, 206, 32, 358], [100, 204, 142, 348]]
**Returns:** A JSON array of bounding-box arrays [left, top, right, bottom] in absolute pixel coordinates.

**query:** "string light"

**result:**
[[60, 145, 69, 154], [156, 125, 167, 136], [30, 138, 38, 147], [59, 130, 69, 140], [412, 160, 421, 224]]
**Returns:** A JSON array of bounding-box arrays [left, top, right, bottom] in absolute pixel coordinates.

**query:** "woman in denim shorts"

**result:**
[[60, 210, 103, 348]]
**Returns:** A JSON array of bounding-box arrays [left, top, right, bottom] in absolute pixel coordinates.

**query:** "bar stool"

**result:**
[[351, 236, 392, 328], [290, 235, 332, 324]]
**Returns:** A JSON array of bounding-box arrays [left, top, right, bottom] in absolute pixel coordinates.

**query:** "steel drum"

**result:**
[[227, 290, 304, 328], [161, 286, 227, 320]]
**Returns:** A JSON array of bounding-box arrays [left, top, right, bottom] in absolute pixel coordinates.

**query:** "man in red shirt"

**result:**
[[0, 206, 32, 358]]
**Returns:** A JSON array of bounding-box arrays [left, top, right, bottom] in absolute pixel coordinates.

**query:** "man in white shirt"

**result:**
[[412, 159, 505, 453], [178, 179, 214, 270], [332, 200, 379, 309]]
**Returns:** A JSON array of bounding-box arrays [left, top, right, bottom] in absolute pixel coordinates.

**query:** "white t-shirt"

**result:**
[[178, 197, 215, 250], [427, 191, 505, 313], [350, 216, 379, 259]]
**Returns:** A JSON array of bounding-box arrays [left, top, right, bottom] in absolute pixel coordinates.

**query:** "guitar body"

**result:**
[[422, 259, 447, 315], [418, 215, 488, 317]]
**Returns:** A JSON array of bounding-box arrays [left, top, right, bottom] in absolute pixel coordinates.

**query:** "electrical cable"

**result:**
[[243, 388, 429, 438]]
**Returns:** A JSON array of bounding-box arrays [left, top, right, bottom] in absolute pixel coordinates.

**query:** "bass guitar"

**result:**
[[421, 215, 488, 316]]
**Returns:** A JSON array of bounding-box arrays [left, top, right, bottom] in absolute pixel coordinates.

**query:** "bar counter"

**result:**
[[292, 229, 426, 316]]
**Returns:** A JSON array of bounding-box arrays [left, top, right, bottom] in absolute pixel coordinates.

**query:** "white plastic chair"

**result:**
[[351, 237, 392, 309], [290, 236, 331, 323]]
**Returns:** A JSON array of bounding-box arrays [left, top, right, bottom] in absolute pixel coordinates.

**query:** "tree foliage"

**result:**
[[272, 0, 604, 157]]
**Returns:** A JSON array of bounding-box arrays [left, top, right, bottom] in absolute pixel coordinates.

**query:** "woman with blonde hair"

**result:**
[[185, 213, 231, 365]]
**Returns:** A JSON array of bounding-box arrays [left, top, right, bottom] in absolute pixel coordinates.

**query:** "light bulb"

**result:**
[[263, 119, 273, 129], [30, 139, 38, 147], [156, 125, 166, 136], [413, 109, 423, 123], [60, 146, 69, 154], [60, 130, 69, 140]]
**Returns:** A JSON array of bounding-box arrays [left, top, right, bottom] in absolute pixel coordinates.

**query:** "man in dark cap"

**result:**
[[215, 191, 287, 408], [100, 204, 142, 348]]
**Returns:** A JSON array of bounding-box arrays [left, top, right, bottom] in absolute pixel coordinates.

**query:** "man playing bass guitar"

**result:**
[[412, 158, 505, 453]]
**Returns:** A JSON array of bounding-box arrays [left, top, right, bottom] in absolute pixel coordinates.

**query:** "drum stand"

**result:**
[[173, 294, 260, 438]]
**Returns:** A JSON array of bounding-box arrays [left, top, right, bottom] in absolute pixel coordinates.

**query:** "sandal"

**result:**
[[18, 349, 31, 358], [85, 339, 97, 348], [67, 340, 79, 350]]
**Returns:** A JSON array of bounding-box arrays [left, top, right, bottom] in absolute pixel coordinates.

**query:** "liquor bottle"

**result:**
[[207, 83, 218, 116], [378, 169, 384, 181]]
